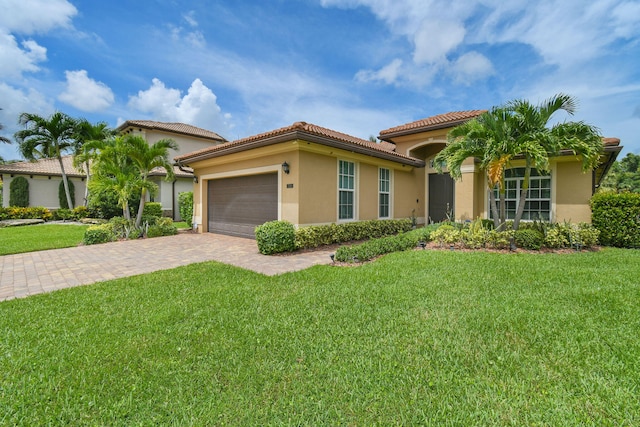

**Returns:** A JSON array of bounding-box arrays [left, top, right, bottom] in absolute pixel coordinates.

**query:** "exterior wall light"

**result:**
[[282, 161, 290, 174]]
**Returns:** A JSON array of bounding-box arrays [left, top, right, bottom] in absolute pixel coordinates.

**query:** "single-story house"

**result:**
[[175, 111, 621, 238], [1, 121, 227, 219]]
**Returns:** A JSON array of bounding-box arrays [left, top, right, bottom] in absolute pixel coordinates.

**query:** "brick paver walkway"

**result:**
[[0, 233, 335, 302]]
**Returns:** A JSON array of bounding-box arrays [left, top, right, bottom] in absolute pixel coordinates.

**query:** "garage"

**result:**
[[207, 173, 278, 238]]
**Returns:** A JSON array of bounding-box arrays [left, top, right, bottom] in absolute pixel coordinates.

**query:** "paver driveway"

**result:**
[[0, 233, 335, 302]]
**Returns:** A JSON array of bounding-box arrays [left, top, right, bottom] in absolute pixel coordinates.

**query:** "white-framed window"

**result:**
[[490, 167, 551, 221], [379, 167, 390, 218], [338, 160, 355, 220]]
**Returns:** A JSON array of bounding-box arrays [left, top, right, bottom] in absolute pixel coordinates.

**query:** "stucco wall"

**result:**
[[127, 129, 222, 159], [1, 174, 85, 209], [554, 160, 593, 223]]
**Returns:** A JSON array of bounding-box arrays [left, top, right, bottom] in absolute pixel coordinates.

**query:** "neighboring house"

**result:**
[[176, 112, 622, 238], [0, 121, 227, 220]]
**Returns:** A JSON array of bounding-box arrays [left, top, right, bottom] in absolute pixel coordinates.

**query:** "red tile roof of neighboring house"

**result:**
[[379, 110, 487, 140], [175, 121, 425, 167], [0, 156, 85, 177], [0, 156, 193, 179], [117, 120, 227, 142]]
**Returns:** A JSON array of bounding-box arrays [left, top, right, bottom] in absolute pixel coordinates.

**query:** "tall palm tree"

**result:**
[[435, 94, 603, 232], [73, 119, 115, 206], [125, 135, 178, 227], [507, 94, 603, 230], [89, 136, 140, 221], [435, 106, 517, 229], [14, 112, 77, 209]]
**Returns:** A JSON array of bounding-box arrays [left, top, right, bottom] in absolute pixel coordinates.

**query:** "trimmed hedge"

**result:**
[[0, 206, 52, 221], [255, 220, 297, 255], [146, 217, 178, 238], [83, 224, 117, 245], [591, 192, 640, 248], [9, 176, 29, 207], [295, 219, 413, 249], [142, 202, 163, 218], [58, 179, 75, 209], [178, 192, 193, 228], [335, 227, 433, 263]]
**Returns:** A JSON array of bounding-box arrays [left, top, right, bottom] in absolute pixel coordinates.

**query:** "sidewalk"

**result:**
[[0, 233, 335, 302]]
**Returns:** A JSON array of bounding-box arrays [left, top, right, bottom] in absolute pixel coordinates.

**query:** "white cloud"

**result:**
[[451, 51, 494, 84], [356, 58, 403, 84], [128, 78, 232, 134], [413, 20, 465, 64], [0, 0, 77, 34], [58, 70, 115, 112], [183, 11, 199, 28], [0, 33, 47, 79]]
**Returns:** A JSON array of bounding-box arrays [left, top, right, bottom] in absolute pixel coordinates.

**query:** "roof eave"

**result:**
[[378, 119, 470, 142], [177, 130, 425, 168]]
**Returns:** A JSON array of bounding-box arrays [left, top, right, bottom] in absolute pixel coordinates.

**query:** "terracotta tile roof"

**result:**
[[379, 110, 487, 139], [603, 137, 620, 147], [176, 121, 424, 167], [0, 156, 193, 179], [0, 156, 85, 177], [117, 120, 227, 142]]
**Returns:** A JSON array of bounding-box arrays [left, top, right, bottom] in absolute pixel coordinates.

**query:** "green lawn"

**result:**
[[1, 249, 639, 425], [0, 224, 89, 255]]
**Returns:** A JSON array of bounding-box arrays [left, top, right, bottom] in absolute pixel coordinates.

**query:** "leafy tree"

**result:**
[[125, 135, 177, 228], [435, 94, 603, 231], [88, 136, 141, 221], [73, 119, 115, 206], [601, 153, 640, 193], [14, 112, 77, 209], [9, 176, 29, 207]]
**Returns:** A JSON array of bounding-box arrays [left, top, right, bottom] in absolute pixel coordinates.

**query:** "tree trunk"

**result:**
[[57, 155, 74, 209], [135, 187, 147, 228], [83, 160, 91, 207], [513, 161, 532, 231], [498, 175, 506, 229], [488, 184, 500, 229], [123, 201, 131, 221]]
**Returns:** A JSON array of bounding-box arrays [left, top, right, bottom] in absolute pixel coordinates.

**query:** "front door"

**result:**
[[428, 173, 454, 223]]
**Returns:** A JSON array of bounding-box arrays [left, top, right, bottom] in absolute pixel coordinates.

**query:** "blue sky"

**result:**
[[1, 0, 639, 162]]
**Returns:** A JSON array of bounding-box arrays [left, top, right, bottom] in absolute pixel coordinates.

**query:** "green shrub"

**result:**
[[87, 185, 139, 219], [9, 176, 29, 207], [294, 219, 413, 249], [0, 206, 52, 221], [142, 202, 162, 218], [514, 228, 544, 250], [58, 179, 75, 209], [146, 217, 177, 238], [430, 224, 461, 247], [72, 206, 89, 220], [83, 224, 116, 245], [255, 220, 297, 255], [178, 192, 193, 228], [543, 225, 570, 249], [460, 218, 491, 249], [53, 208, 74, 221], [108, 216, 137, 239], [591, 192, 640, 248], [488, 230, 513, 249]]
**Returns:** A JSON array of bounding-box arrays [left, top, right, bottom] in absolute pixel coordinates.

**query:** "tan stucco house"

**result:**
[[1, 121, 226, 219], [176, 111, 621, 238]]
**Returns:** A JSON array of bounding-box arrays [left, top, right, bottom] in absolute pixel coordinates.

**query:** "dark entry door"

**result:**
[[428, 173, 454, 223], [208, 173, 278, 238]]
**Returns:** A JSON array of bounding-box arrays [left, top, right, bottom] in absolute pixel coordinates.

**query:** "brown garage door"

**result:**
[[208, 173, 278, 238]]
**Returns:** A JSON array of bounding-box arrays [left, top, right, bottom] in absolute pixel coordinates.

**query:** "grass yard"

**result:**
[[0, 224, 89, 256], [1, 248, 639, 425]]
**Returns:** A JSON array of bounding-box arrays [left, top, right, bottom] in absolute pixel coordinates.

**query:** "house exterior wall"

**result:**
[[125, 128, 222, 158], [187, 139, 420, 232], [554, 159, 593, 223], [1, 174, 85, 209]]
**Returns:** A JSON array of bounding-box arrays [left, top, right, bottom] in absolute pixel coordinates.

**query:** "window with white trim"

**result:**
[[490, 168, 551, 221], [379, 167, 390, 218], [338, 160, 355, 220]]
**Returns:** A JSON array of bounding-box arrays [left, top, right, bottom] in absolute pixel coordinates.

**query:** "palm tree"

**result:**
[[89, 136, 140, 221], [73, 119, 115, 206], [507, 94, 603, 230], [435, 106, 516, 229], [125, 135, 178, 227], [435, 94, 603, 232], [14, 112, 77, 209]]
